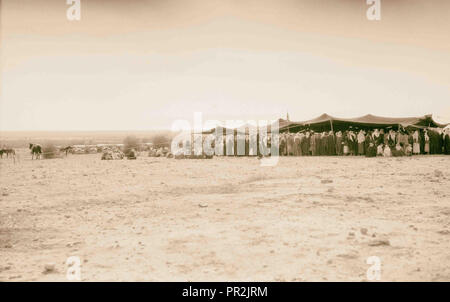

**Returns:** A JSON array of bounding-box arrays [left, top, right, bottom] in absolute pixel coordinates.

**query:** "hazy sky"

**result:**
[[1, 0, 450, 130]]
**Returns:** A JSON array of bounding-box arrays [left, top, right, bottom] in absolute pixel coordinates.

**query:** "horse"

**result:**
[[0, 148, 15, 159], [60, 146, 73, 156], [29, 143, 42, 160]]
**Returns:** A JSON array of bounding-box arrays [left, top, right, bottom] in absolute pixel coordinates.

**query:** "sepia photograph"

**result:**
[[1, 0, 450, 290]]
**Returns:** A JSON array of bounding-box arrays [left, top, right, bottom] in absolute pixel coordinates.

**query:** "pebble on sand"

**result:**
[[437, 230, 450, 235], [43, 263, 57, 274], [368, 239, 390, 247], [321, 179, 333, 184]]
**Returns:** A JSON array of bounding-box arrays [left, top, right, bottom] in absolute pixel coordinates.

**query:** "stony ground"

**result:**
[[1, 150, 449, 281]]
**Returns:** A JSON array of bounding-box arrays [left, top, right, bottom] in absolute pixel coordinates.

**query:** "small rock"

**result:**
[[8, 275, 22, 279], [198, 203, 208, 208], [337, 253, 358, 259], [360, 228, 368, 235], [321, 179, 333, 184], [437, 230, 450, 235], [368, 239, 390, 246], [43, 263, 56, 274]]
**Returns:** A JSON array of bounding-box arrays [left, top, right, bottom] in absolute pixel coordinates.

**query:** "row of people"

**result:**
[[278, 128, 450, 156], [173, 127, 450, 157]]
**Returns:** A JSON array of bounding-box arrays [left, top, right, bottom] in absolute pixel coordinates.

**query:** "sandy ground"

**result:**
[[1, 150, 449, 281]]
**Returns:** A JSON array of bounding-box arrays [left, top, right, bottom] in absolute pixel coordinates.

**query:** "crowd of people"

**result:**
[[171, 127, 450, 158], [278, 127, 450, 157]]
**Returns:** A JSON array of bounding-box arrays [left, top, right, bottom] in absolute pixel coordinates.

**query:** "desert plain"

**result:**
[[1, 150, 449, 281]]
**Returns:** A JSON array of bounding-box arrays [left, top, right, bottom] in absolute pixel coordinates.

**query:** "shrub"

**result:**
[[151, 133, 171, 149], [123, 136, 139, 157], [42, 142, 59, 159]]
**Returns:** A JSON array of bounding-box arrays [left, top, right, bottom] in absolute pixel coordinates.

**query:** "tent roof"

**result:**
[[281, 113, 448, 132], [201, 114, 448, 134]]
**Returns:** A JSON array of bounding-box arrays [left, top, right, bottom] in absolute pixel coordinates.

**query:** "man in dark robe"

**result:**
[[438, 131, 444, 154], [365, 135, 377, 157], [287, 133, 295, 156], [364, 131, 372, 154], [223, 136, 227, 156], [430, 129, 441, 154], [419, 130, 425, 154], [377, 129, 385, 147], [444, 131, 450, 155]]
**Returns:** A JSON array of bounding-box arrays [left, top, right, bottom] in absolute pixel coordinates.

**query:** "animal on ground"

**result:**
[[29, 143, 42, 160], [0, 148, 15, 159], [60, 146, 73, 156]]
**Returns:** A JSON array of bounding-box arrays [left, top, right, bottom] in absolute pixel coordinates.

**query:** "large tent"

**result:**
[[200, 114, 447, 134], [278, 114, 448, 133]]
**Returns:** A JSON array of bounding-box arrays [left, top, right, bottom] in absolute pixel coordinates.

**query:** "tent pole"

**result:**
[[330, 119, 334, 132]]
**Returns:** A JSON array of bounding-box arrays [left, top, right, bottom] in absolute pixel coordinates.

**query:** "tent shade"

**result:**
[[201, 114, 448, 134], [279, 113, 448, 132]]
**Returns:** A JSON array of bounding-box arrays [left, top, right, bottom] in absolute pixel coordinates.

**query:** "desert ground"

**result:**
[[0, 150, 449, 281]]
